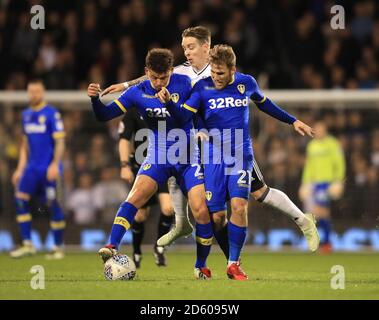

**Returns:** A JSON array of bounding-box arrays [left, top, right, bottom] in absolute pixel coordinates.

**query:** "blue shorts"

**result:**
[[204, 159, 253, 213], [17, 166, 60, 203], [313, 182, 331, 207], [137, 161, 204, 195]]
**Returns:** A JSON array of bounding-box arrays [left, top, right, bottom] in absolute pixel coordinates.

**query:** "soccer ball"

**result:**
[[104, 254, 136, 281]]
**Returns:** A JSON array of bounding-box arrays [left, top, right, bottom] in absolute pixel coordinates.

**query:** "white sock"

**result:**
[[228, 261, 238, 267], [262, 188, 305, 226], [168, 177, 189, 228], [23, 240, 33, 247]]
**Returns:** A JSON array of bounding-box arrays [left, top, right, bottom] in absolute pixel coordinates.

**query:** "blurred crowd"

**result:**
[[0, 0, 379, 90], [1, 105, 378, 228]]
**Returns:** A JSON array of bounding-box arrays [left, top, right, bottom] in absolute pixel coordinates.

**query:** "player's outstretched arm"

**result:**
[[293, 120, 314, 138], [87, 83, 126, 122], [47, 137, 65, 182], [12, 136, 28, 186], [253, 96, 297, 124], [101, 75, 148, 96]]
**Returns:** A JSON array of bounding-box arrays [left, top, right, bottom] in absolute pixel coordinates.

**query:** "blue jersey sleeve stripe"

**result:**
[[114, 99, 127, 113], [183, 104, 197, 113], [253, 96, 267, 104]]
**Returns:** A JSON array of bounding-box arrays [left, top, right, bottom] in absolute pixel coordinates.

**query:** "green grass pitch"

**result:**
[[1, 250, 378, 300]]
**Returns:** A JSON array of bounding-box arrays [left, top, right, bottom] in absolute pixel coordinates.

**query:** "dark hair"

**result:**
[[182, 26, 211, 44], [209, 44, 236, 68], [145, 48, 174, 73]]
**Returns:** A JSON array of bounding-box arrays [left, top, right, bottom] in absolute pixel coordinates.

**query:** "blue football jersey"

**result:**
[[22, 104, 65, 168], [114, 73, 196, 164], [184, 72, 264, 162]]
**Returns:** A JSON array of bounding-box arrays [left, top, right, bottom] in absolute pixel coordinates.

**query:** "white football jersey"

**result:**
[[174, 61, 210, 85]]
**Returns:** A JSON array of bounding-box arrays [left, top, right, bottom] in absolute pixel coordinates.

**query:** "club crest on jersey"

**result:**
[[237, 84, 245, 94], [205, 191, 212, 201], [38, 115, 46, 124], [170, 93, 179, 103], [143, 163, 151, 171]]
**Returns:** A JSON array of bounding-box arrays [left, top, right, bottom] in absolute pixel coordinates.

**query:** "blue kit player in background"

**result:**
[[88, 48, 214, 280], [10, 79, 66, 260], [158, 45, 317, 280]]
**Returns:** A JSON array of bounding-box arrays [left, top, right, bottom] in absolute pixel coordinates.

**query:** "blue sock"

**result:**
[[195, 222, 213, 268], [228, 221, 247, 262], [49, 200, 65, 247], [15, 197, 32, 242], [211, 220, 229, 260], [110, 202, 138, 249], [318, 218, 331, 244]]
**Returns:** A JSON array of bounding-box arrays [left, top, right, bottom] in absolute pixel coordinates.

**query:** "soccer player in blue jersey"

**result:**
[[157, 44, 315, 280], [87, 48, 213, 279], [10, 80, 66, 259], [102, 26, 319, 257]]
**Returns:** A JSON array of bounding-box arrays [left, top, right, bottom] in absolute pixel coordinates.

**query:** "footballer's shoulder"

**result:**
[[194, 76, 213, 88], [237, 72, 256, 83], [131, 81, 147, 94], [236, 72, 259, 91], [174, 61, 191, 72], [171, 72, 191, 82], [326, 135, 341, 146], [22, 108, 32, 118], [44, 104, 59, 113], [170, 73, 192, 89]]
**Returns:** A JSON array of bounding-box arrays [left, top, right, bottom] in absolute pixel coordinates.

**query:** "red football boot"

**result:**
[[227, 262, 248, 281]]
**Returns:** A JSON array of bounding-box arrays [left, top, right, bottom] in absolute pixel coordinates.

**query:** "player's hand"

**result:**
[[293, 120, 314, 138], [195, 131, 209, 142], [12, 169, 23, 187], [87, 83, 102, 98], [328, 181, 344, 200], [47, 163, 59, 182], [299, 184, 312, 201], [101, 83, 125, 97], [155, 87, 171, 103], [121, 166, 135, 185]]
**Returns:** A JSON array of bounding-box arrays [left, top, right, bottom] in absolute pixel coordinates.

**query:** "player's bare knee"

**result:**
[[192, 203, 210, 224], [161, 204, 174, 216], [231, 200, 248, 217], [134, 213, 146, 223], [135, 208, 149, 222], [251, 185, 268, 202], [126, 191, 148, 209], [212, 212, 226, 230]]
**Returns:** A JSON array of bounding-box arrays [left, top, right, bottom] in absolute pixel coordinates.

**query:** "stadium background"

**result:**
[[0, 0, 378, 252]]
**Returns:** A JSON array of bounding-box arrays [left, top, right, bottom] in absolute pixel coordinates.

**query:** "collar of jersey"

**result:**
[[30, 101, 47, 111], [192, 62, 210, 75], [228, 74, 235, 85]]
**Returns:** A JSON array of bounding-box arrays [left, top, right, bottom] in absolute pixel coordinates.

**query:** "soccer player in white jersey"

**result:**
[[102, 26, 319, 254]]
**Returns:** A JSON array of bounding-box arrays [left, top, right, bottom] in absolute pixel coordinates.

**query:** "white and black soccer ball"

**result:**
[[104, 254, 136, 281]]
